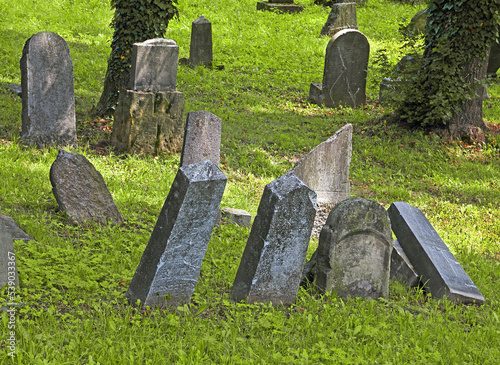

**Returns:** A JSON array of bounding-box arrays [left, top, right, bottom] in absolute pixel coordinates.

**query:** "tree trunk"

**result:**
[[93, 67, 129, 118]]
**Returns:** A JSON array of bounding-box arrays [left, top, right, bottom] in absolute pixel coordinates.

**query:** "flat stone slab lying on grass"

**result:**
[[388, 202, 485, 304], [231, 172, 316, 305], [126, 160, 227, 308], [256, 1, 304, 13], [50, 150, 123, 225]]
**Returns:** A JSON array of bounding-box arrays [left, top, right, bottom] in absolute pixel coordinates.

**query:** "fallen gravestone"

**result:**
[[20, 32, 77, 148], [221, 208, 252, 228], [231, 172, 317, 305], [320, 3, 357, 38], [180, 111, 221, 167], [312, 198, 392, 300], [292, 123, 352, 238], [126, 160, 227, 307], [388, 202, 485, 304], [390, 239, 419, 287], [113, 39, 185, 155], [309, 29, 369, 108], [257, 0, 304, 13], [50, 150, 123, 225], [190, 16, 213, 68]]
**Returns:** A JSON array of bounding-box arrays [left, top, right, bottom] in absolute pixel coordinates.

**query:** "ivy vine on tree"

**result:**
[[94, 0, 179, 117]]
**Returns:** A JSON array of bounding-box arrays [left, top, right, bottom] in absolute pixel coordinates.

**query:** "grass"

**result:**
[[0, 0, 499, 363]]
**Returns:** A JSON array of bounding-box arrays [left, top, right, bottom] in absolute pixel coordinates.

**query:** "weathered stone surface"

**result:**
[[388, 202, 485, 304], [180, 111, 221, 167], [190, 16, 213, 68], [390, 239, 419, 287], [309, 29, 369, 108], [407, 8, 427, 35], [126, 161, 227, 307], [320, 3, 357, 38], [49, 150, 123, 225], [221, 208, 252, 228], [315, 0, 366, 5], [256, 1, 304, 13], [231, 172, 317, 305], [20, 32, 77, 148], [129, 39, 179, 92], [487, 42, 500, 77], [314, 198, 392, 299], [0, 224, 19, 288], [269, 0, 293, 3], [112, 90, 185, 154], [0, 215, 34, 243]]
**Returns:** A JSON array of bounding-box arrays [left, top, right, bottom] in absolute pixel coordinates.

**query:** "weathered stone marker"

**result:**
[[320, 3, 357, 38], [20, 32, 77, 148], [231, 172, 317, 305], [190, 16, 213, 68], [309, 29, 369, 108], [0, 225, 19, 288], [126, 161, 227, 307], [0, 215, 34, 243], [314, 198, 392, 299], [256, 0, 304, 13], [221, 208, 252, 228], [388, 202, 485, 304], [180, 111, 221, 167], [50, 150, 123, 225], [390, 239, 419, 288]]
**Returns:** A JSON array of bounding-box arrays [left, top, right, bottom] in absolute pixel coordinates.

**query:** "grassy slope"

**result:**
[[0, 0, 499, 363]]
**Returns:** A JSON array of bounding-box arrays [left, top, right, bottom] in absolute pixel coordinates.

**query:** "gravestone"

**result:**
[[0, 215, 34, 243], [388, 202, 485, 304], [20, 32, 77, 148], [129, 39, 179, 92], [0, 223, 21, 288], [50, 150, 123, 225], [231, 172, 317, 305], [190, 16, 213, 68], [309, 29, 369, 108], [256, 0, 304, 13], [292, 123, 352, 238], [390, 239, 419, 287], [313, 198, 392, 299], [180, 111, 221, 167], [320, 3, 357, 38], [126, 161, 227, 308], [487, 42, 500, 78], [221, 208, 252, 228]]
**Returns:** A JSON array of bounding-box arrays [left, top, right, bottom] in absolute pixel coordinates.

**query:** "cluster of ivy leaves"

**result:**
[[398, 0, 500, 127]]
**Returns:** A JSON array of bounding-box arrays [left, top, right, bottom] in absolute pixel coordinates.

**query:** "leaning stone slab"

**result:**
[[112, 90, 185, 154], [256, 1, 304, 13], [20, 31, 77, 148], [388, 202, 485, 304], [126, 161, 227, 307], [190, 16, 213, 68], [390, 239, 419, 288], [314, 198, 392, 299], [180, 111, 221, 167], [129, 39, 179, 92], [231, 172, 317, 305], [320, 3, 357, 38], [0, 224, 19, 288], [50, 150, 123, 225]]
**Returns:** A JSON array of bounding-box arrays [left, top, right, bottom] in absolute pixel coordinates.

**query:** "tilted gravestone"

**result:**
[[313, 198, 392, 299], [231, 172, 317, 305], [257, 0, 304, 13], [190, 16, 213, 68], [320, 3, 357, 38], [180, 111, 221, 167], [388, 202, 485, 304], [309, 29, 369, 108], [292, 124, 352, 237], [0, 224, 21, 288], [113, 39, 185, 155], [20, 32, 77, 148], [50, 150, 123, 225], [390, 239, 419, 287], [126, 161, 227, 307]]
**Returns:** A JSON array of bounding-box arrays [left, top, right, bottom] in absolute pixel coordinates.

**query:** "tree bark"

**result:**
[[93, 65, 129, 118]]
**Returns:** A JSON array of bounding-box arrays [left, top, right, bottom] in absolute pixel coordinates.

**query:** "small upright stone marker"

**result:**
[[231, 172, 317, 305], [320, 3, 357, 38], [129, 39, 179, 92], [180, 111, 221, 167], [314, 198, 392, 300], [309, 29, 369, 108], [50, 150, 123, 225], [20, 32, 77, 148], [388, 202, 485, 304], [126, 161, 227, 307], [190, 16, 213, 68]]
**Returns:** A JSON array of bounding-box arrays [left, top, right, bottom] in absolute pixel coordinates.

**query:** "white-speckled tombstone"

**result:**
[[292, 124, 352, 237], [190, 16, 213, 68], [314, 198, 392, 299], [309, 29, 369, 108], [320, 3, 357, 38], [20, 32, 77, 148], [126, 161, 227, 308], [180, 111, 221, 167], [231, 172, 317, 305]]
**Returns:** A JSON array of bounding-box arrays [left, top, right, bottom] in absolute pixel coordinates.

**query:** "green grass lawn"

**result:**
[[0, 0, 499, 363]]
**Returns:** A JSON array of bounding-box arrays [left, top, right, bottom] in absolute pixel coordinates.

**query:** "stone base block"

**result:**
[[221, 208, 252, 228], [257, 1, 304, 13]]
